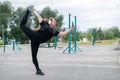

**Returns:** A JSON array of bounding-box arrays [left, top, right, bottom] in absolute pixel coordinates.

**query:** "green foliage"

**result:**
[[86, 26, 120, 42], [0, 1, 13, 37], [86, 28, 92, 41], [111, 26, 120, 38], [62, 35, 67, 42], [40, 7, 57, 18], [79, 33, 84, 41], [11, 7, 26, 28], [96, 27, 104, 40], [10, 27, 29, 42], [104, 28, 114, 39]]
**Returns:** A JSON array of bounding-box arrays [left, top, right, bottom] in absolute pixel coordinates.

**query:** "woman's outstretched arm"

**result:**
[[57, 22, 74, 37]]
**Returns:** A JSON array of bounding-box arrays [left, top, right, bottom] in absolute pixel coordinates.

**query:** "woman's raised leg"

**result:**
[[20, 9, 35, 38]]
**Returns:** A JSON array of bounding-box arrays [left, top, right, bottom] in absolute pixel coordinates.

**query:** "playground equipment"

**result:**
[[11, 39, 21, 51], [2, 38, 21, 53], [63, 13, 81, 54]]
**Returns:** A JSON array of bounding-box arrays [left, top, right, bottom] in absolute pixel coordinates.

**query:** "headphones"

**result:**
[[48, 17, 52, 24]]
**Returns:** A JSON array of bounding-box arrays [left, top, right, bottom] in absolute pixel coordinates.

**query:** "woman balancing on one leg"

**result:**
[[20, 6, 74, 75]]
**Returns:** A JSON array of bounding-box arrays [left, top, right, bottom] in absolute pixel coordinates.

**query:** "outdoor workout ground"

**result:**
[[0, 44, 120, 80]]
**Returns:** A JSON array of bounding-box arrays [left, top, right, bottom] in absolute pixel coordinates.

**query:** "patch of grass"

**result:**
[[100, 40, 117, 44], [77, 39, 117, 45]]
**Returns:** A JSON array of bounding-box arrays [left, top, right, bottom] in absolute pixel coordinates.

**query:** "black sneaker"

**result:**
[[36, 70, 45, 75], [27, 5, 34, 13]]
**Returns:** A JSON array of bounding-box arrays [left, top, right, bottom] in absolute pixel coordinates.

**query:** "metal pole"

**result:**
[[12, 40, 15, 51], [68, 13, 71, 53], [2, 25, 6, 53], [74, 16, 77, 53], [54, 36, 57, 49], [47, 40, 50, 47]]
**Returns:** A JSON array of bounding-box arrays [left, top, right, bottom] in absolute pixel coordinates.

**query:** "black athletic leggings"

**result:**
[[20, 10, 40, 71]]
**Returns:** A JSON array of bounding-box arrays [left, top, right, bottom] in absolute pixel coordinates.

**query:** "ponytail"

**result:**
[[44, 18, 49, 23]]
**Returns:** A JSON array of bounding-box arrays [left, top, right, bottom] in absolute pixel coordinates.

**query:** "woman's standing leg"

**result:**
[[31, 42, 44, 75]]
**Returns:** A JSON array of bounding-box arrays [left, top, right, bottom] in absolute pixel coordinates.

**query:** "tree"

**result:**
[[86, 28, 92, 41], [111, 26, 119, 38], [10, 7, 33, 43], [96, 27, 104, 40], [0, 1, 13, 38], [104, 28, 114, 39], [79, 32, 84, 41]]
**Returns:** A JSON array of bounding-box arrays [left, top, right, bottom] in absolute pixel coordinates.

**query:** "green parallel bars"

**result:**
[[12, 40, 22, 51], [3, 39, 21, 53], [63, 13, 81, 54]]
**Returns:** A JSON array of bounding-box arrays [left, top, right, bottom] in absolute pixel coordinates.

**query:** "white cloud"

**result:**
[[1, 0, 120, 32]]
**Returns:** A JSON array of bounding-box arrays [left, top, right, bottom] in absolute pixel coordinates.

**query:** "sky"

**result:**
[[1, 0, 120, 32]]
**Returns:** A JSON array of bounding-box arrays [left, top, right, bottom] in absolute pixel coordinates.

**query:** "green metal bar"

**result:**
[[62, 47, 68, 53], [47, 40, 50, 47], [3, 35, 6, 53], [74, 16, 77, 53], [63, 13, 71, 53], [54, 36, 57, 49], [68, 13, 71, 53], [92, 29, 95, 46], [71, 16, 81, 53], [77, 46, 82, 52], [12, 40, 15, 51]]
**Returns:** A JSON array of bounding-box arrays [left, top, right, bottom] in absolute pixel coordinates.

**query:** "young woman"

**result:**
[[20, 6, 74, 75]]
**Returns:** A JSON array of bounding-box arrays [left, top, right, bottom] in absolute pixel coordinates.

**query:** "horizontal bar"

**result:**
[[70, 14, 76, 17]]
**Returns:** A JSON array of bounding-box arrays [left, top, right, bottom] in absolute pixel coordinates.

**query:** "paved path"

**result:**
[[0, 44, 120, 80]]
